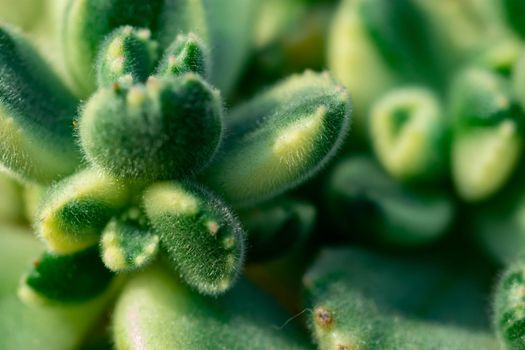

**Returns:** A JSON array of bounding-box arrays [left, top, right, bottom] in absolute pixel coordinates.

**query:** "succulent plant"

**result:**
[[0, 0, 351, 348], [6, 0, 525, 349]]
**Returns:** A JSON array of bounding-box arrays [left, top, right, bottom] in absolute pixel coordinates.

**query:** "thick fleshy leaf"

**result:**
[[79, 74, 223, 181], [143, 181, 245, 295], [325, 156, 453, 247], [494, 261, 525, 350], [96, 26, 159, 87], [370, 87, 448, 181], [113, 266, 312, 349], [19, 246, 113, 304], [0, 25, 80, 183], [304, 248, 498, 350], [62, 0, 206, 95], [0, 225, 111, 350], [329, 0, 394, 132], [101, 208, 159, 272], [36, 169, 129, 254], [203, 71, 350, 206], [450, 68, 524, 201], [156, 32, 209, 78]]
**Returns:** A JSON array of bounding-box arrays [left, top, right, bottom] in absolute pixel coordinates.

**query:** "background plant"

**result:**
[[4, 0, 525, 350]]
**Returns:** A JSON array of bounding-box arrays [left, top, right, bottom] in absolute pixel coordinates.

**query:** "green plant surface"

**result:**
[[304, 247, 499, 350], [0, 225, 112, 350], [325, 156, 454, 247], [113, 265, 313, 350]]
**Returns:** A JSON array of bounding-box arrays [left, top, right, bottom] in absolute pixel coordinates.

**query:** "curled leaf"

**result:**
[[370, 87, 448, 181]]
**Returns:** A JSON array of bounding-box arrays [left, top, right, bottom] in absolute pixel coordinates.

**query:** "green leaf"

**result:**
[[369, 87, 448, 181], [19, 246, 113, 304], [0, 225, 111, 350], [358, 0, 444, 85], [101, 208, 159, 272], [0, 25, 80, 184], [203, 71, 350, 206], [156, 32, 209, 79], [62, 0, 208, 96], [36, 168, 129, 254], [450, 68, 524, 201], [325, 156, 453, 247], [494, 260, 525, 350], [79, 74, 223, 181], [201, 0, 258, 94], [143, 181, 246, 295], [328, 0, 397, 134], [113, 266, 312, 349], [62, 0, 163, 95], [96, 26, 159, 87], [304, 247, 498, 350]]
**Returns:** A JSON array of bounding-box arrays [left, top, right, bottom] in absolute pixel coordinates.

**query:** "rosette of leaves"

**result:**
[[0, 0, 350, 310]]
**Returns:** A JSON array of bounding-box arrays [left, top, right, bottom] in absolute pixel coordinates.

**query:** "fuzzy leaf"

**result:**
[[79, 74, 223, 181], [113, 266, 312, 349], [156, 32, 209, 78], [203, 71, 350, 206], [0, 25, 80, 183], [143, 182, 246, 295], [62, 0, 207, 95], [96, 26, 159, 87], [304, 247, 498, 350], [450, 68, 524, 201], [19, 246, 113, 304], [0, 225, 111, 350], [370, 87, 448, 181], [101, 208, 159, 272], [36, 169, 129, 254], [494, 260, 525, 350]]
